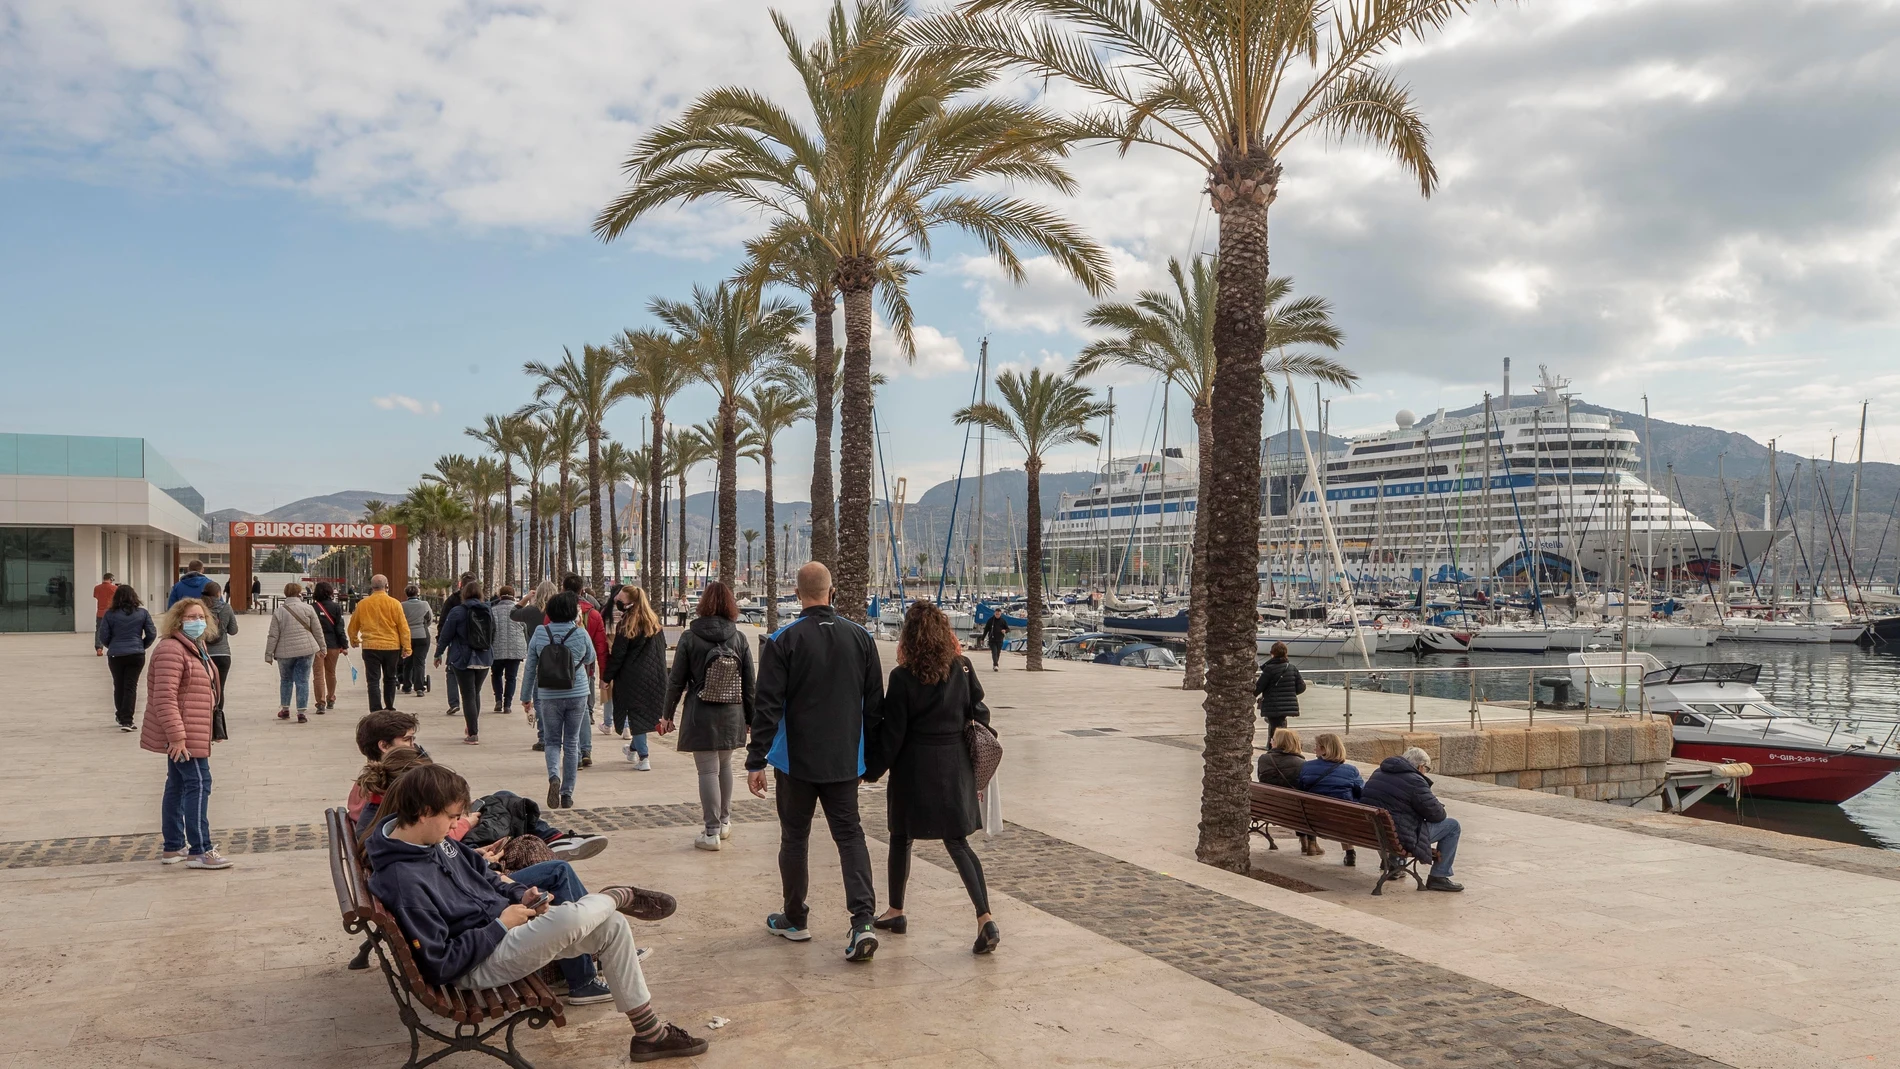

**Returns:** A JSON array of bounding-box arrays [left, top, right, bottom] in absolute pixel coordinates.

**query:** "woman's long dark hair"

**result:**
[[696, 581, 740, 621], [110, 585, 141, 613], [313, 581, 335, 603], [897, 601, 960, 685]]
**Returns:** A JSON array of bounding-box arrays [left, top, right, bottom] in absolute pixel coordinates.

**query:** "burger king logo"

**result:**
[[378, 524, 395, 539], [232, 522, 249, 537]]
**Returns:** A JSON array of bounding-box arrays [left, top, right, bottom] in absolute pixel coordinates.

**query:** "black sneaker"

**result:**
[[581, 751, 592, 768], [547, 776, 561, 810], [628, 1023, 709, 1062], [118, 722, 135, 733], [765, 913, 811, 941], [565, 978, 614, 1005], [844, 924, 878, 963], [1426, 875, 1464, 892], [532, 740, 545, 752], [560, 793, 574, 809]]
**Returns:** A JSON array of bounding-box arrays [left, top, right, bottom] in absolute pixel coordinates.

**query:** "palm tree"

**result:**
[[919, 0, 1465, 873], [468, 457, 506, 589], [1075, 258, 1354, 690], [651, 283, 803, 588], [466, 411, 530, 588], [525, 344, 639, 597], [665, 426, 717, 606], [742, 382, 812, 630], [616, 328, 699, 602], [424, 455, 479, 579], [742, 529, 760, 585], [530, 408, 584, 583], [594, 0, 1112, 622], [955, 369, 1111, 671], [514, 418, 553, 585], [601, 440, 639, 584]]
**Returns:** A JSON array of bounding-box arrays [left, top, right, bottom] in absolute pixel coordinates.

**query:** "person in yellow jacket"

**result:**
[[348, 574, 413, 712]]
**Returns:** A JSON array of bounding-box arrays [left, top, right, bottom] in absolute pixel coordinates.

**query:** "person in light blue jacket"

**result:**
[[521, 591, 596, 811]]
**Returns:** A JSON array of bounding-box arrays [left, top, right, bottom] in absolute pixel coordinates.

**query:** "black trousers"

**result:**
[[107, 652, 145, 725], [888, 834, 990, 916], [454, 667, 489, 738], [774, 771, 876, 930], [210, 654, 232, 718], [402, 636, 430, 692], [363, 648, 402, 711], [989, 641, 1002, 667], [490, 659, 521, 708]]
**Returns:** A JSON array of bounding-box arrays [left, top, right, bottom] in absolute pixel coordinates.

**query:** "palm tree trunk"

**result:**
[[502, 463, 516, 589], [718, 398, 739, 586], [482, 500, 495, 589], [1025, 455, 1045, 671], [676, 473, 689, 605], [557, 460, 573, 579], [764, 440, 778, 632], [1197, 152, 1281, 874], [809, 287, 837, 571], [607, 479, 621, 589], [647, 411, 665, 602], [527, 485, 541, 585], [1183, 404, 1214, 690], [834, 259, 875, 622], [587, 428, 606, 596]]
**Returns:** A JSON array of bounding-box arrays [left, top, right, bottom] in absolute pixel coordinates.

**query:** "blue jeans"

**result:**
[[1422, 816, 1461, 878], [539, 696, 587, 798], [510, 860, 597, 989], [277, 655, 313, 710], [162, 756, 213, 854], [626, 732, 648, 759], [583, 676, 595, 756]]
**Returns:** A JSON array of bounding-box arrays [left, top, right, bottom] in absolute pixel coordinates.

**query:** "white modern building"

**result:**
[[0, 434, 205, 633]]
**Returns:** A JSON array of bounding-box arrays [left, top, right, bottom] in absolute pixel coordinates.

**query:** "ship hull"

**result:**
[[1671, 740, 1900, 803]]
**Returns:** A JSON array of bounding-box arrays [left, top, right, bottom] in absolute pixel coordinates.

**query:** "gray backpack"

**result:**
[[698, 642, 744, 704]]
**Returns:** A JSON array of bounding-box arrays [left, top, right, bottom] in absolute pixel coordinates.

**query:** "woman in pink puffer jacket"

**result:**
[[142, 597, 232, 869]]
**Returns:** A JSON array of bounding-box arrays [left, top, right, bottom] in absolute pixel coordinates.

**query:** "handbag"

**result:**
[[961, 661, 1002, 789]]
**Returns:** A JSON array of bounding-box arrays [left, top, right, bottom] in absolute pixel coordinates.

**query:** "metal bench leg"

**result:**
[[369, 936, 551, 1069], [1248, 818, 1278, 850], [348, 936, 374, 970]]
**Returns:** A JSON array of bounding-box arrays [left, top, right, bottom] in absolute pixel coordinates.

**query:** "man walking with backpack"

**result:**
[[436, 582, 496, 745], [748, 561, 885, 963], [349, 574, 413, 712]]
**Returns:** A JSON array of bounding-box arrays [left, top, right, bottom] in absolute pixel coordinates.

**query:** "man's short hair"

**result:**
[[187, 559, 203, 571], [461, 572, 476, 585], [561, 573, 583, 594], [546, 590, 580, 623], [1403, 746, 1433, 771], [405, 584, 420, 598], [356, 709, 420, 761], [202, 582, 222, 598], [795, 561, 831, 601], [381, 764, 470, 825], [371, 575, 389, 590], [102, 572, 113, 581]]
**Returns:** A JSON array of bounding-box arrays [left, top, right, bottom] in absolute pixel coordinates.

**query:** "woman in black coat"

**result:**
[[864, 601, 999, 954], [661, 582, 754, 851], [603, 586, 668, 771], [1254, 640, 1306, 734]]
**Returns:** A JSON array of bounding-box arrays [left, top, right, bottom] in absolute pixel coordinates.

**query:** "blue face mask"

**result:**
[[182, 619, 208, 640]]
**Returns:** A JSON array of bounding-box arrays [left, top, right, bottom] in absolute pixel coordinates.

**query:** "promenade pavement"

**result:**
[[1, 620, 1894, 1068]]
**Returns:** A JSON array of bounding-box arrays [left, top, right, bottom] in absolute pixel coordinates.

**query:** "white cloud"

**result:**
[[371, 394, 440, 416], [872, 320, 968, 380]]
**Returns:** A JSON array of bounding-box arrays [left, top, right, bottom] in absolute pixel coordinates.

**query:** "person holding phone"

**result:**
[[143, 597, 230, 869]]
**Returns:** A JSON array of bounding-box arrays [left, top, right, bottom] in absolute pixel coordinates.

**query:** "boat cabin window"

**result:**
[[1672, 712, 1708, 728], [1689, 703, 1736, 718]]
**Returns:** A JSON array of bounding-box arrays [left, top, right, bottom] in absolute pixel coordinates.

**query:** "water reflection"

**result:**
[[1288, 640, 1900, 850]]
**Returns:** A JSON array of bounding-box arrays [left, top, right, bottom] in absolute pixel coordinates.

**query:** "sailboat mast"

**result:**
[[1105, 385, 1114, 597], [1852, 399, 1867, 596], [974, 338, 987, 606], [1642, 394, 1653, 593]]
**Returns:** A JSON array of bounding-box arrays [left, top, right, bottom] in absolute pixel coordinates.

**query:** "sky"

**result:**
[[4, 0, 1899, 516]]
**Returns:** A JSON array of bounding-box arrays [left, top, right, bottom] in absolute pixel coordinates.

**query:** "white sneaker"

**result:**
[[718, 822, 732, 841], [634, 756, 651, 772], [694, 832, 722, 851], [623, 742, 638, 764]]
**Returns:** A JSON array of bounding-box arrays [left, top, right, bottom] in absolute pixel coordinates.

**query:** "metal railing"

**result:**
[[1295, 662, 1653, 734]]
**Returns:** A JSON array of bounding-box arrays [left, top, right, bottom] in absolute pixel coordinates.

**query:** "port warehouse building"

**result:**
[[0, 434, 206, 634]]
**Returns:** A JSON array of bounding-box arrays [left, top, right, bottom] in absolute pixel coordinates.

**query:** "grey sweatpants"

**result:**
[[457, 894, 651, 1013], [694, 750, 734, 835]]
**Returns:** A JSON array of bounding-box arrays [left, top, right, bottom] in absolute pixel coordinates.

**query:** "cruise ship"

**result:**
[[1043, 365, 1768, 590]]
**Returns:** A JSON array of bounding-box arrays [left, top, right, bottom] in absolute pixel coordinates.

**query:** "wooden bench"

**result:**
[[1248, 783, 1424, 896], [325, 807, 566, 1068]]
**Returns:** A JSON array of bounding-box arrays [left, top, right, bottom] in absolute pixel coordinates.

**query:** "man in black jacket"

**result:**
[[747, 561, 885, 962], [436, 573, 475, 717], [1363, 747, 1464, 892]]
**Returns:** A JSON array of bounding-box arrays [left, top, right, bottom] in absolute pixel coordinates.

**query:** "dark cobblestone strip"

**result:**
[[866, 811, 1731, 1069], [0, 798, 781, 869]]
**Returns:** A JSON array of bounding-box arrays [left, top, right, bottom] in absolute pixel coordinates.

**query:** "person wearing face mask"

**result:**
[[143, 598, 231, 869]]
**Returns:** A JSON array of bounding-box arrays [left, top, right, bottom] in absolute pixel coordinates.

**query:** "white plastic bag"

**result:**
[[979, 771, 1003, 837]]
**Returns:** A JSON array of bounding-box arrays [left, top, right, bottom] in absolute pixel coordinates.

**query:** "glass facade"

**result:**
[[0, 528, 76, 633], [0, 434, 203, 514]]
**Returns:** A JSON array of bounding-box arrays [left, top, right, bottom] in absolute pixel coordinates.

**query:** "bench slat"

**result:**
[[495, 982, 522, 1013]]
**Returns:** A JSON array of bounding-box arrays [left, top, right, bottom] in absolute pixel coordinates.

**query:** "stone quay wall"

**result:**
[[1336, 717, 1674, 803]]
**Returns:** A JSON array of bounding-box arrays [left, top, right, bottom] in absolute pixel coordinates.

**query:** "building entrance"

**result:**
[[228, 521, 407, 612]]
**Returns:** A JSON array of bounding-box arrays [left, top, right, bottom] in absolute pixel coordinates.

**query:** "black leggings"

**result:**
[[107, 652, 145, 725], [888, 834, 990, 916], [453, 667, 489, 737]]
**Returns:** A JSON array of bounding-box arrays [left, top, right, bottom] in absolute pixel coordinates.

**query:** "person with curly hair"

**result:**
[[864, 601, 998, 955]]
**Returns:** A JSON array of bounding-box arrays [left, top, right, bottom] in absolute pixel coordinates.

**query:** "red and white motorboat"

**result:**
[[1569, 655, 1900, 804]]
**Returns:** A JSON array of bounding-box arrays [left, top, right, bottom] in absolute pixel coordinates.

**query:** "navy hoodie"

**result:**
[[365, 818, 525, 986]]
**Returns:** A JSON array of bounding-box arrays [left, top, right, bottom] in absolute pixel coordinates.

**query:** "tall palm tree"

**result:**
[[526, 344, 639, 597], [424, 454, 479, 580], [742, 382, 813, 630], [616, 328, 699, 602], [1075, 258, 1354, 690], [743, 529, 760, 585], [955, 369, 1111, 672], [514, 417, 553, 585], [651, 283, 804, 587], [530, 408, 584, 583], [665, 426, 717, 605], [919, 0, 1466, 873], [468, 457, 506, 589], [595, 0, 1112, 622], [466, 411, 530, 588], [601, 440, 639, 584]]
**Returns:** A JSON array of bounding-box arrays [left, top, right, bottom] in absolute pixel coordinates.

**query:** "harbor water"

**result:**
[[1307, 639, 1900, 850]]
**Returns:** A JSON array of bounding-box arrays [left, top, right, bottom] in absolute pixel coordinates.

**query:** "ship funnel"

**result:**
[[1502, 357, 1511, 411]]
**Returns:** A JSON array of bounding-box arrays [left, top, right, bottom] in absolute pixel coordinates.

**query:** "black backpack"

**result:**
[[463, 603, 493, 652], [536, 624, 578, 691]]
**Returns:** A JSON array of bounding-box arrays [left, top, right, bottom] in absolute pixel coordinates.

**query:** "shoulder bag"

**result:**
[[961, 660, 1002, 789]]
